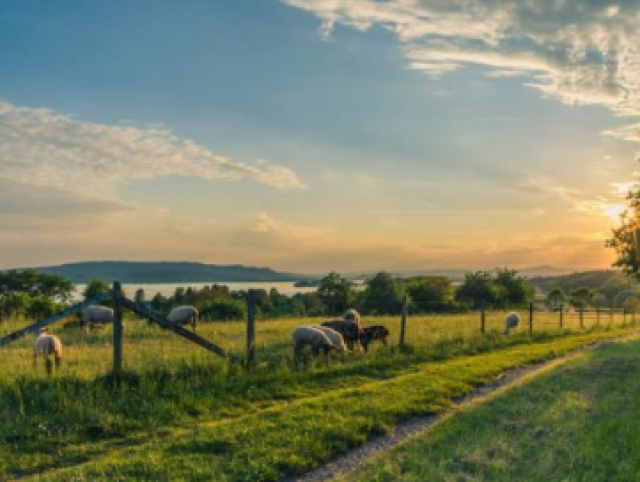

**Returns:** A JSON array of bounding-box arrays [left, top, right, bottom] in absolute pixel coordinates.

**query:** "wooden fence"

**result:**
[[0, 281, 229, 376]]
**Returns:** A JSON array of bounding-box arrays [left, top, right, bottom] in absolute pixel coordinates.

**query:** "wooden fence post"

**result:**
[[112, 281, 124, 376], [624, 308, 627, 325], [609, 307, 613, 327], [596, 305, 600, 326], [399, 295, 408, 347], [559, 304, 564, 329], [579, 307, 585, 328], [480, 303, 486, 334], [246, 290, 256, 369], [529, 302, 534, 335]]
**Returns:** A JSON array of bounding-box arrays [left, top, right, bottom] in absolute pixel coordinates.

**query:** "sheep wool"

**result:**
[[311, 326, 347, 353], [34, 331, 62, 371], [168, 305, 199, 330], [82, 305, 114, 331], [504, 312, 521, 334], [292, 326, 334, 356]]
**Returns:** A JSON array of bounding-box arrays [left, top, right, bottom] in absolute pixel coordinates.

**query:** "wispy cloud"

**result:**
[[0, 101, 306, 199], [282, 0, 640, 136]]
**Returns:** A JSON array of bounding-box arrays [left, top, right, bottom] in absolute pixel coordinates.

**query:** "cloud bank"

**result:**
[[283, 0, 640, 132], [0, 101, 306, 198]]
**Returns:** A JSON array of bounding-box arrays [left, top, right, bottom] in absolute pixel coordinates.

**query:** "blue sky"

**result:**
[[1, 1, 639, 273]]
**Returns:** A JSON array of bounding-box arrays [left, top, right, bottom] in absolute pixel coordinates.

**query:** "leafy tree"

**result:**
[[607, 188, 640, 277], [359, 272, 403, 315], [404, 276, 454, 312], [622, 296, 640, 311], [0, 269, 74, 302], [134, 288, 146, 304], [150, 292, 171, 314], [173, 287, 186, 305], [455, 271, 506, 309], [547, 287, 567, 309], [494, 268, 532, 307], [318, 272, 354, 315], [27, 296, 59, 320], [83, 278, 110, 300], [0, 293, 32, 318], [570, 287, 596, 309]]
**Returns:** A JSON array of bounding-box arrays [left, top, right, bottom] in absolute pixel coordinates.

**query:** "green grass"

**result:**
[[0, 311, 635, 480], [351, 336, 640, 482]]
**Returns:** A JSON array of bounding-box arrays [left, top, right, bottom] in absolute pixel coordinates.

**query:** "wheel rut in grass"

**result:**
[[289, 332, 640, 482]]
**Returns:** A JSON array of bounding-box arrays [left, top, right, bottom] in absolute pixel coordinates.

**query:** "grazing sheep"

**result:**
[[292, 326, 336, 357], [81, 305, 115, 332], [360, 325, 390, 352], [311, 326, 348, 354], [33, 328, 62, 373], [504, 312, 521, 334], [321, 320, 362, 350], [343, 309, 361, 326], [167, 305, 199, 331]]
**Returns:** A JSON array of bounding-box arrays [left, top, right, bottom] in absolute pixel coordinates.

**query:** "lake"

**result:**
[[73, 281, 317, 300]]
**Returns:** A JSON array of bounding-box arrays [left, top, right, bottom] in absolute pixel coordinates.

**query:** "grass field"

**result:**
[[0, 310, 636, 480], [350, 335, 640, 482]]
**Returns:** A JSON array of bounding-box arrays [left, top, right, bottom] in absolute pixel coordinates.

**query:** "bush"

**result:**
[[200, 299, 247, 322]]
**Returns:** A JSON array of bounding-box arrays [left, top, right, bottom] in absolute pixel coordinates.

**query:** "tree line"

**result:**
[[1, 267, 635, 323]]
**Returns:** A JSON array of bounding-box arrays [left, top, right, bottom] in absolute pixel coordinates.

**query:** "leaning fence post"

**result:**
[[246, 290, 256, 369], [399, 295, 408, 347], [529, 302, 534, 335], [112, 281, 124, 376], [480, 302, 486, 334]]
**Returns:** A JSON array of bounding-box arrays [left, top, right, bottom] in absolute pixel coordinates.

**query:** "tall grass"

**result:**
[[0, 310, 634, 479]]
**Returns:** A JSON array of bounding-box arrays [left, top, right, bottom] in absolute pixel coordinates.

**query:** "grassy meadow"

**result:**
[[0, 310, 636, 480], [350, 336, 640, 482]]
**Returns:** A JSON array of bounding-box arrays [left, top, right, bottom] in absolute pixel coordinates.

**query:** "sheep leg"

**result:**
[[382, 336, 388, 347], [55, 355, 62, 369], [45, 357, 53, 375]]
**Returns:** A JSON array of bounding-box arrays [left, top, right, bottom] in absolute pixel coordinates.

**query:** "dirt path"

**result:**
[[289, 333, 640, 482]]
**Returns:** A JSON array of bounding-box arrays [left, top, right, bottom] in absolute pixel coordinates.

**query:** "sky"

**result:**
[[1, 0, 640, 274]]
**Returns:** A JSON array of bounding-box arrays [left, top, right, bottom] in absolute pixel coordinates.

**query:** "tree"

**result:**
[[547, 287, 567, 309], [494, 268, 533, 307], [83, 278, 110, 300], [455, 271, 505, 309], [570, 287, 596, 309], [359, 272, 403, 315], [27, 296, 58, 320], [607, 187, 640, 277], [0, 293, 32, 318], [318, 272, 354, 315], [404, 276, 454, 312], [0, 269, 74, 302], [134, 288, 146, 304]]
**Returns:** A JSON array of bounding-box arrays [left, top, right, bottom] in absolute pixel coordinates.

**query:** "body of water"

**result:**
[[73, 281, 316, 300]]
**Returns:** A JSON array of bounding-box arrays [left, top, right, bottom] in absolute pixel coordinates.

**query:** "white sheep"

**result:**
[[292, 326, 336, 357], [343, 308, 361, 327], [504, 312, 521, 334], [168, 305, 199, 331], [311, 325, 348, 354], [33, 328, 62, 373], [81, 305, 115, 333]]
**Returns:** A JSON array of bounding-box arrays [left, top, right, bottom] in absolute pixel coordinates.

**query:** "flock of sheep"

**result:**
[[31, 301, 523, 371], [292, 309, 391, 359]]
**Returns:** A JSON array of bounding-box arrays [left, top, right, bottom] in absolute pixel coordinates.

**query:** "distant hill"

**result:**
[[32, 261, 301, 284]]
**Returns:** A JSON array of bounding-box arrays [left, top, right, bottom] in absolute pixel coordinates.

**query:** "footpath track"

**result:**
[[291, 332, 640, 482]]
